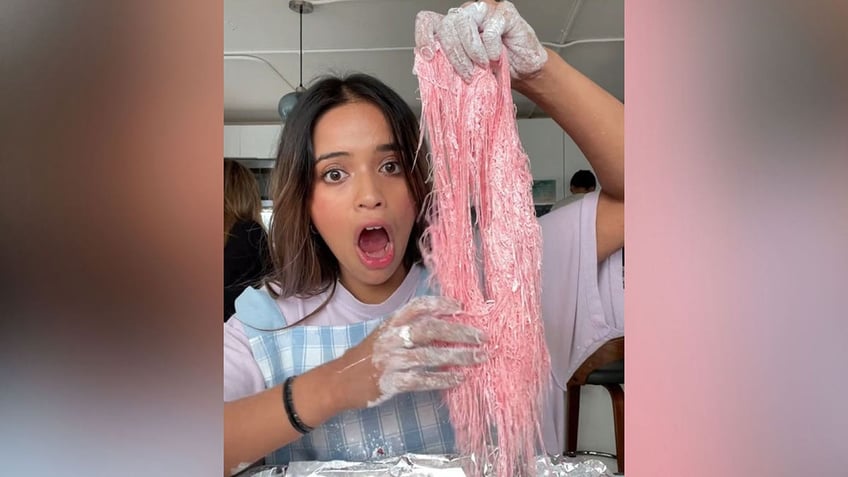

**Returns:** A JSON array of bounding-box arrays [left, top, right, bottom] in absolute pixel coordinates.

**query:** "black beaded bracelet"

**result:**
[[283, 375, 314, 434]]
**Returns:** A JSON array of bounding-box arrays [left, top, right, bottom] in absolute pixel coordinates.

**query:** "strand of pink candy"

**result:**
[[415, 45, 551, 477]]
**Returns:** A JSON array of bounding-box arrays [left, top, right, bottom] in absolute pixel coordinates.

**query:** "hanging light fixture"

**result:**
[[278, 0, 313, 122]]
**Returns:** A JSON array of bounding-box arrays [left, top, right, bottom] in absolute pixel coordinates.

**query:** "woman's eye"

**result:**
[[322, 169, 347, 183], [381, 160, 402, 175]]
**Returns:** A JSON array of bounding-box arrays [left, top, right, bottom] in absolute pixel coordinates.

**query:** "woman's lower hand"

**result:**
[[334, 296, 488, 409]]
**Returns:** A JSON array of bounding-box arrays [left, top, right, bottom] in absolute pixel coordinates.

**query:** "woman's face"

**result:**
[[309, 100, 417, 304]]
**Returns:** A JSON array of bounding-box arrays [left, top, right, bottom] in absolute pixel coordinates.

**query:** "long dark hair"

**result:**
[[266, 73, 430, 301]]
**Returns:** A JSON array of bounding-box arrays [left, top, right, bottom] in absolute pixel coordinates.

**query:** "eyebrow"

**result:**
[[315, 143, 399, 162]]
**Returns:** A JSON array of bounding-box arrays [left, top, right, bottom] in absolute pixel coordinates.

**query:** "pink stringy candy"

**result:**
[[414, 44, 551, 477]]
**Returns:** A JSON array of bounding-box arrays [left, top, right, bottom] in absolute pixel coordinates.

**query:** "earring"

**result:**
[[309, 223, 318, 235]]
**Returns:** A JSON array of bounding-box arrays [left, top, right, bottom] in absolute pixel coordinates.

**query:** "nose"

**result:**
[[356, 172, 384, 209]]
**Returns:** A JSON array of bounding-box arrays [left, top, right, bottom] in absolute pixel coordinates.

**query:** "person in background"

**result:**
[[551, 169, 597, 211], [224, 159, 272, 321]]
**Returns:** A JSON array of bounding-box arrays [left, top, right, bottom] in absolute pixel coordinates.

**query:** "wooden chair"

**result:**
[[565, 336, 624, 474]]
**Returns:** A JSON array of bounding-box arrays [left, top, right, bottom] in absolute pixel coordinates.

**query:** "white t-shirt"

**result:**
[[549, 192, 586, 211], [223, 191, 624, 454], [537, 190, 624, 453]]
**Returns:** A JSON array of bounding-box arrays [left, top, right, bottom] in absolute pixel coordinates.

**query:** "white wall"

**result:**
[[517, 118, 594, 203], [224, 125, 281, 159]]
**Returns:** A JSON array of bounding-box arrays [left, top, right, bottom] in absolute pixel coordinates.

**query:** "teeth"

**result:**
[[365, 226, 383, 231]]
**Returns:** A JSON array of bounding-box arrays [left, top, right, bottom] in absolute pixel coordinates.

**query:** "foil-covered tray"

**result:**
[[241, 453, 613, 477]]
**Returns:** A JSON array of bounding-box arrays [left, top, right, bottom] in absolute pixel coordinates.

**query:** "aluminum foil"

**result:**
[[241, 454, 612, 477]]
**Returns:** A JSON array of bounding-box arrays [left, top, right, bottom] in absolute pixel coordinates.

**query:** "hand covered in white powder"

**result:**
[[414, 0, 548, 82], [334, 296, 487, 409]]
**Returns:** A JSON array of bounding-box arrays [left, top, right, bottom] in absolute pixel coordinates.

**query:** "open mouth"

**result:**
[[357, 225, 395, 268]]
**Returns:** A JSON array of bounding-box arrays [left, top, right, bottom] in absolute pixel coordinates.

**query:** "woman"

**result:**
[[224, 159, 271, 321]]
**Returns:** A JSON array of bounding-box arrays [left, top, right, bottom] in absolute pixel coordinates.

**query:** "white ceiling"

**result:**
[[224, 0, 623, 124]]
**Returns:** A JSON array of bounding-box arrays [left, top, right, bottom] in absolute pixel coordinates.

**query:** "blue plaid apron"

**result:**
[[235, 281, 456, 464]]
